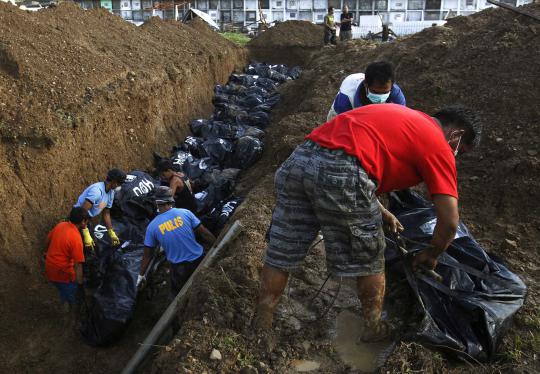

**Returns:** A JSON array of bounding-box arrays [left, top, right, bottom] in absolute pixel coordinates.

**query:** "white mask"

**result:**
[[449, 133, 463, 157], [366, 87, 391, 104]]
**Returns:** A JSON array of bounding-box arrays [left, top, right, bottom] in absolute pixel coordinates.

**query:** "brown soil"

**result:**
[[2, 2, 540, 373], [249, 20, 324, 49], [248, 20, 326, 67], [153, 4, 540, 374], [0, 2, 246, 373]]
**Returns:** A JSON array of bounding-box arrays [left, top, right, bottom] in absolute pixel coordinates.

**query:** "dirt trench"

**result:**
[[1, 3, 540, 373], [0, 3, 247, 373], [152, 4, 540, 374]]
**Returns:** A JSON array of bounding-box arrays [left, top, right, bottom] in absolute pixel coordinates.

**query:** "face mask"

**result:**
[[448, 132, 463, 157], [453, 135, 462, 156], [114, 186, 122, 192], [366, 88, 391, 104]]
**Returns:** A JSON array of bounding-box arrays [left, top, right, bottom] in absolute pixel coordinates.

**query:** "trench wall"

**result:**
[[0, 3, 248, 281]]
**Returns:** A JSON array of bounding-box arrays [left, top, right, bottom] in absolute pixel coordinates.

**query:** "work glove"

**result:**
[[136, 274, 146, 288], [82, 228, 94, 250], [108, 229, 120, 247]]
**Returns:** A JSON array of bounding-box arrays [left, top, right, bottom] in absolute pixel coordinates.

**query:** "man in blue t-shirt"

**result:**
[[74, 168, 126, 249], [327, 61, 406, 121], [138, 186, 216, 296]]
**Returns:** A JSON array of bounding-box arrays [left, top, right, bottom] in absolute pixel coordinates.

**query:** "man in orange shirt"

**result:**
[[45, 207, 89, 325]]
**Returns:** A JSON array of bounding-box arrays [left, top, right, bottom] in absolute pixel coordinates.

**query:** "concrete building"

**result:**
[[76, 0, 534, 33]]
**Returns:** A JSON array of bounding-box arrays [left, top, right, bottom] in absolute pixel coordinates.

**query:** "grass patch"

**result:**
[[522, 310, 540, 331], [55, 109, 75, 126], [499, 326, 540, 364], [236, 351, 257, 367], [222, 32, 251, 47], [501, 334, 525, 362], [512, 309, 540, 355], [214, 334, 240, 351], [211, 332, 257, 367]]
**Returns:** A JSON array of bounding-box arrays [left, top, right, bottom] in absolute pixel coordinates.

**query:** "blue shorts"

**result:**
[[51, 281, 79, 305]]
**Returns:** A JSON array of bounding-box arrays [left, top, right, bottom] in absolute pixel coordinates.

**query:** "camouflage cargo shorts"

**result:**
[[265, 140, 385, 277]]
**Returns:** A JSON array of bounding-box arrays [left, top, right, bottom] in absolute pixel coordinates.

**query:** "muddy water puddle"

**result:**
[[282, 272, 395, 372], [332, 310, 393, 373], [290, 359, 321, 372]]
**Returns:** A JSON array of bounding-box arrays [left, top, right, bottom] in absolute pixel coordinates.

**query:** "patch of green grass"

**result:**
[[55, 109, 75, 126], [500, 328, 540, 363], [212, 332, 241, 351], [236, 351, 257, 367], [222, 32, 251, 47], [502, 335, 524, 362], [211, 332, 257, 367], [522, 311, 540, 331], [510, 309, 540, 356]]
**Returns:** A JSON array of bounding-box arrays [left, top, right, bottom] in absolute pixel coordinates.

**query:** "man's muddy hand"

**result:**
[[382, 209, 404, 233]]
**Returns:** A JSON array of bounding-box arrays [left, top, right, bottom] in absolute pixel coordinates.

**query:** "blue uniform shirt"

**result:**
[[333, 80, 406, 115], [74, 182, 115, 217], [144, 208, 203, 264]]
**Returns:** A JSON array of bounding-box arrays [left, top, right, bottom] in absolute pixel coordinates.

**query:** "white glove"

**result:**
[[136, 275, 146, 288]]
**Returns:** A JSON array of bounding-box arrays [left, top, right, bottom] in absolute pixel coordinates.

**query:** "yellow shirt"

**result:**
[[325, 14, 336, 30]]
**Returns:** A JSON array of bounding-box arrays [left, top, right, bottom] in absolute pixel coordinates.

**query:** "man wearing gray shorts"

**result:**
[[254, 104, 481, 341]]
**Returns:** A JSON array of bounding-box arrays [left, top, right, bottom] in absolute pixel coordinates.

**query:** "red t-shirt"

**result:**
[[306, 104, 458, 198], [45, 221, 85, 283]]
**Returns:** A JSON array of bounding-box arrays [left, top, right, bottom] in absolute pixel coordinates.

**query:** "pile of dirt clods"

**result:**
[[153, 4, 540, 374]]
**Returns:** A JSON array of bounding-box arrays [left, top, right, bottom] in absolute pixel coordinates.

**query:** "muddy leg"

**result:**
[[356, 272, 388, 341], [253, 264, 289, 331]]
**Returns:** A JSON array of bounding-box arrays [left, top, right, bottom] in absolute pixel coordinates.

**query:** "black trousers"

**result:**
[[169, 255, 204, 297]]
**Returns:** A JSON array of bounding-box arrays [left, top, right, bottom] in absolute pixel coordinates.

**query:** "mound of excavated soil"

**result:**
[[185, 16, 216, 35], [0, 2, 246, 373], [249, 20, 323, 48], [0, 3, 242, 147], [154, 4, 540, 373], [248, 20, 325, 66], [0, 1, 244, 268]]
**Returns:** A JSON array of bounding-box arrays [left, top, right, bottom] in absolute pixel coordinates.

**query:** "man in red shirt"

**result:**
[[45, 207, 90, 325], [253, 104, 481, 341]]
